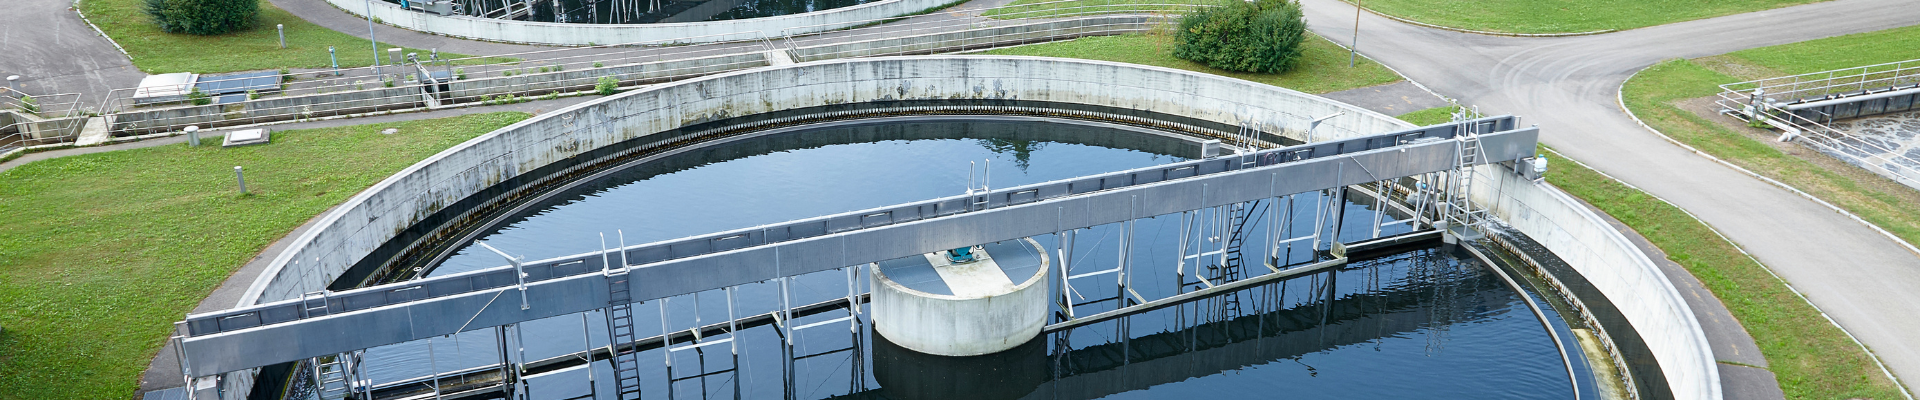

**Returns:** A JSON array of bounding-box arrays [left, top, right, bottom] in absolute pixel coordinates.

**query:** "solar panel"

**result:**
[[194, 70, 280, 96]]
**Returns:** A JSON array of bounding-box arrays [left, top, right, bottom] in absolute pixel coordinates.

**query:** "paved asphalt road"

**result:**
[[1295, 0, 1920, 391], [1, 0, 145, 110]]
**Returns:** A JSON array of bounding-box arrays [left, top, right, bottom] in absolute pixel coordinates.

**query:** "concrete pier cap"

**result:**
[[871, 238, 1051, 356]]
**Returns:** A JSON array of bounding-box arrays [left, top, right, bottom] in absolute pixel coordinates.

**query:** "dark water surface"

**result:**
[[357, 117, 1595, 400]]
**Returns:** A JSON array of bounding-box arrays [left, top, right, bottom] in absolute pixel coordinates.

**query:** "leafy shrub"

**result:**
[[1173, 0, 1308, 74], [144, 0, 258, 35], [188, 88, 212, 106], [279, 67, 293, 82], [593, 62, 604, 68], [595, 76, 620, 96], [19, 95, 39, 114], [455, 68, 467, 80], [246, 89, 259, 100]]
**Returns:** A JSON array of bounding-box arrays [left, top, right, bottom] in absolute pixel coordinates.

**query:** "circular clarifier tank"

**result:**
[[871, 238, 1051, 356]]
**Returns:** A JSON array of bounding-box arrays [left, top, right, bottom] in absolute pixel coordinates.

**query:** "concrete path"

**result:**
[[1318, 81, 1449, 116], [0, 0, 146, 110], [1297, 0, 1920, 393]]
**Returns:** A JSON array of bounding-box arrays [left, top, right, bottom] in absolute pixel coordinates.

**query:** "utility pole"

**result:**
[[1349, 0, 1361, 68]]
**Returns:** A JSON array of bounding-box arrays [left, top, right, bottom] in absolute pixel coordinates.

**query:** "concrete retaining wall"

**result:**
[[1471, 163, 1719, 400], [108, 87, 427, 135], [236, 56, 1714, 399], [326, 0, 953, 46], [446, 52, 769, 99]]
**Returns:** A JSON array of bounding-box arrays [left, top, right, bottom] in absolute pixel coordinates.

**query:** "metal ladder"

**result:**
[[312, 352, 359, 400], [1206, 200, 1263, 317], [1445, 127, 1488, 229], [605, 271, 643, 400]]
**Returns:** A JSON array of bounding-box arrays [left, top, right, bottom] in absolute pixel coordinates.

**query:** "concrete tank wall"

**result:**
[[237, 56, 1715, 400], [325, 0, 955, 46], [1470, 163, 1719, 400]]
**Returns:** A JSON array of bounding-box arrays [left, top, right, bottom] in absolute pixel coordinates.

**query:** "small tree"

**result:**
[[146, 0, 259, 35], [1173, 0, 1308, 74], [19, 95, 39, 114]]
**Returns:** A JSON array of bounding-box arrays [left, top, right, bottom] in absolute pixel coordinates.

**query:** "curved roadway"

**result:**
[[1294, 0, 1920, 392]]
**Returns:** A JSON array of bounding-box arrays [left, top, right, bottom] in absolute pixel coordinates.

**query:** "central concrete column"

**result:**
[[870, 238, 1050, 356]]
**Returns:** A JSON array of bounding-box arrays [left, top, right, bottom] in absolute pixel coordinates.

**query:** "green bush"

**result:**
[[188, 88, 212, 106], [596, 76, 620, 96], [144, 0, 258, 35], [1173, 0, 1308, 74], [19, 95, 39, 114]]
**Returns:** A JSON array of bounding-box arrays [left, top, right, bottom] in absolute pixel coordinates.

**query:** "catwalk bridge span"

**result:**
[[169, 115, 1538, 385]]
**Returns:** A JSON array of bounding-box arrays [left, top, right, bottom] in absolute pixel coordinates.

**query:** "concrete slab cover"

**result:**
[[222, 128, 269, 147], [924, 250, 1016, 298], [134, 73, 198, 100]]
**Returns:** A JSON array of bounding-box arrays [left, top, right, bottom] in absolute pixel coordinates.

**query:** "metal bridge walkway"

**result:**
[[167, 116, 1537, 384]]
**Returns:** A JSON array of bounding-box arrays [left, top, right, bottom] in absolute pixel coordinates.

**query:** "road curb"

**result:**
[[71, 0, 133, 61]]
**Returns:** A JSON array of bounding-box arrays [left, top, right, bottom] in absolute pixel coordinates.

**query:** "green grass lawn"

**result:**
[[1350, 0, 1825, 34], [1614, 24, 1920, 400], [979, 33, 1402, 94], [0, 112, 528, 400], [80, 0, 482, 74], [1533, 147, 1906, 400], [1395, 105, 1459, 126]]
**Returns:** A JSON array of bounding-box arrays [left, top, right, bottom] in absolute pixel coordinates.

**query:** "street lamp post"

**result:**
[[367, 0, 382, 75], [1349, 0, 1361, 68]]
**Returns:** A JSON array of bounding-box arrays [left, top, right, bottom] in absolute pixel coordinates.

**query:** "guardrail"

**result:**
[[85, 0, 1204, 139], [1716, 61, 1920, 189], [1718, 58, 1920, 104], [1, 92, 87, 154]]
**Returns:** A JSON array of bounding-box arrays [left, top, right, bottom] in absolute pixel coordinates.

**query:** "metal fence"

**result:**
[[1715, 60, 1920, 189], [0, 92, 86, 154], [1718, 58, 1920, 103]]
